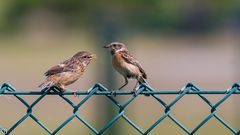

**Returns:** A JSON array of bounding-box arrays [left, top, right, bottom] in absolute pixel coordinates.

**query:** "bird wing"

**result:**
[[120, 50, 147, 79], [44, 59, 75, 76]]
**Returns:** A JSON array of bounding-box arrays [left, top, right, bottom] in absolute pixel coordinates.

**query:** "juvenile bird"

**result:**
[[39, 51, 96, 92], [104, 42, 149, 96]]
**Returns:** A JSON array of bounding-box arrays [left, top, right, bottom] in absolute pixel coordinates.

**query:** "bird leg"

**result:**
[[112, 77, 128, 97], [58, 85, 78, 97], [58, 85, 65, 92], [111, 91, 117, 97], [118, 77, 128, 90], [133, 81, 140, 96], [134, 79, 150, 96]]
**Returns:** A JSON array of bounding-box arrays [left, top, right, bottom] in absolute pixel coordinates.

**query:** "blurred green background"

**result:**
[[0, 0, 240, 134]]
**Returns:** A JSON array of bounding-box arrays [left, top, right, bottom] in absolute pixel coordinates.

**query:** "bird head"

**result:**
[[104, 42, 127, 55], [73, 51, 96, 65]]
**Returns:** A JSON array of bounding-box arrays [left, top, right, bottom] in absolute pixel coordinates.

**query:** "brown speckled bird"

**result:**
[[39, 51, 96, 91], [104, 42, 149, 96]]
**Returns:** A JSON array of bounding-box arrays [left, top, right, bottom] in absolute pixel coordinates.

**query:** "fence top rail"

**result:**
[[1, 90, 240, 95], [0, 82, 239, 95]]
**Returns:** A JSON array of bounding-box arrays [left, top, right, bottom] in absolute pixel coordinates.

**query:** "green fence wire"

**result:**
[[0, 82, 240, 135]]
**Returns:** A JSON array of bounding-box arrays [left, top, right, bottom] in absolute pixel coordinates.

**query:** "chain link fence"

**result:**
[[0, 82, 240, 135]]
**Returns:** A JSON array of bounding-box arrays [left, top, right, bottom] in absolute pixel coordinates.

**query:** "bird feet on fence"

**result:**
[[132, 89, 138, 97], [110, 91, 117, 97]]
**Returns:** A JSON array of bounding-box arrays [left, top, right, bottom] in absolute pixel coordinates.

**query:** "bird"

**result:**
[[39, 51, 96, 92], [104, 42, 149, 96]]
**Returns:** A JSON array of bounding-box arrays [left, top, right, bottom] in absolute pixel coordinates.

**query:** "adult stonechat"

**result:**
[[104, 42, 149, 96]]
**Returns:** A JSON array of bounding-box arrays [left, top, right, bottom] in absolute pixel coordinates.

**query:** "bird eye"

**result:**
[[83, 56, 87, 58]]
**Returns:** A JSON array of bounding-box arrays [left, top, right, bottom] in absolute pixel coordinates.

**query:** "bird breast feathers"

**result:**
[[112, 53, 140, 77]]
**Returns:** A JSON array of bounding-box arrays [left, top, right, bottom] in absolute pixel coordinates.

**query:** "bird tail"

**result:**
[[39, 81, 54, 90], [138, 76, 150, 96]]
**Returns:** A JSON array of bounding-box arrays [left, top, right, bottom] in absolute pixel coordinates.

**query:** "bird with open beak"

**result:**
[[104, 42, 149, 96], [39, 51, 96, 93]]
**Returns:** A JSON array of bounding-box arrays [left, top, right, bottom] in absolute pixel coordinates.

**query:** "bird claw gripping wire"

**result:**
[[135, 83, 153, 96]]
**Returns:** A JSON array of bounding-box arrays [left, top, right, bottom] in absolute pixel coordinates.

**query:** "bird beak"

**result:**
[[90, 54, 97, 59]]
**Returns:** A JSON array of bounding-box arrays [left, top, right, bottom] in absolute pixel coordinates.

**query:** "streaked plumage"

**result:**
[[39, 51, 96, 91]]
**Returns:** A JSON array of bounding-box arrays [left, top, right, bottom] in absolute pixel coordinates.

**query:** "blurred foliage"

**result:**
[[0, 0, 240, 33]]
